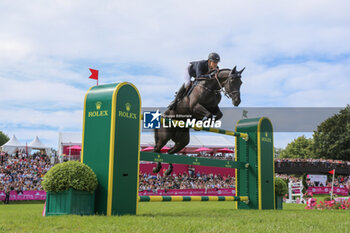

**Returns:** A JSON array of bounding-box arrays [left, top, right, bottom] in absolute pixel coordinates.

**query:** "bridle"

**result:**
[[195, 70, 240, 99]]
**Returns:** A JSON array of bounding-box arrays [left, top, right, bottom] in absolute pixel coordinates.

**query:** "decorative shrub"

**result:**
[[275, 177, 288, 197], [42, 161, 98, 192]]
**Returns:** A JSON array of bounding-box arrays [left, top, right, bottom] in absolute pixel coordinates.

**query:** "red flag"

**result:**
[[328, 169, 334, 175], [89, 68, 99, 80]]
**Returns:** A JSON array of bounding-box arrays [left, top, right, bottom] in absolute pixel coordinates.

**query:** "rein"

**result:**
[[195, 70, 237, 98]]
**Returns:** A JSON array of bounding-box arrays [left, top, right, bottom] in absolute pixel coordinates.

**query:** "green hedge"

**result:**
[[275, 177, 288, 197], [42, 161, 98, 192]]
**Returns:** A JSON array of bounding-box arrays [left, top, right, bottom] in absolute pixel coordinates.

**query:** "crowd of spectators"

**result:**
[[1, 149, 350, 194], [0, 151, 54, 193], [139, 172, 235, 192], [276, 174, 350, 190], [275, 158, 350, 168]]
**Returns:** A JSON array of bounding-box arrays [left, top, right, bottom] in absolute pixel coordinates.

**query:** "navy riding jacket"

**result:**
[[189, 60, 218, 79]]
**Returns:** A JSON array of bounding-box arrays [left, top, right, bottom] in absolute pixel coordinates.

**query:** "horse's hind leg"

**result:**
[[165, 131, 189, 176], [153, 128, 171, 173], [168, 129, 190, 154], [166, 137, 189, 176], [153, 128, 170, 153]]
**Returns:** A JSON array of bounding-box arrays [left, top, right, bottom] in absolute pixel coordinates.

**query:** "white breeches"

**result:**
[[184, 64, 192, 88]]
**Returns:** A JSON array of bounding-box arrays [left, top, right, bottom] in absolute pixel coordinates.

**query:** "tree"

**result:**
[[279, 135, 314, 159], [313, 105, 350, 161], [0, 131, 10, 147], [274, 147, 283, 158]]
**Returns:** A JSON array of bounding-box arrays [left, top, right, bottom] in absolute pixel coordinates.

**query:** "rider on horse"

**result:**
[[168, 52, 221, 110]]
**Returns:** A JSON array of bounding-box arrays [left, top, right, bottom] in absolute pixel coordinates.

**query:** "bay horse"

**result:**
[[153, 66, 244, 174]]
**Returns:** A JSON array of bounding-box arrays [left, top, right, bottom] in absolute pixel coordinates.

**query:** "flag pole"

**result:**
[[330, 169, 335, 200]]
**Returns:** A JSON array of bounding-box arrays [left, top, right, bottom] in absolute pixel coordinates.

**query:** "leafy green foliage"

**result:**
[[275, 177, 288, 196], [302, 174, 308, 193], [313, 105, 350, 160], [279, 135, 314, 158], [42, 161, 98, 192], [0, 131, 9, 147]]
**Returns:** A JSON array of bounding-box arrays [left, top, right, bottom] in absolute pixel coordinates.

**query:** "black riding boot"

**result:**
[[152, 162, 162, 173], [167, 84, 187, 110]]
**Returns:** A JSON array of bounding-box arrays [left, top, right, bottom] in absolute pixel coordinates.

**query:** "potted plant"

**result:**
[[275, 177, 288, 210], [42, 161, 98, 216]]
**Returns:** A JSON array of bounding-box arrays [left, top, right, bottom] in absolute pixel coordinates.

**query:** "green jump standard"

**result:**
[[81, 82, 275, 215]]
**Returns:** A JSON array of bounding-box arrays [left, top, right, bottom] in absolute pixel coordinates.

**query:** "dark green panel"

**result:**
[[258, 118, 275, 209], [236, 117, 275, 210], [112, 84, 141, 215], [236, 137, 250, 209], [163, 196, 172, 201], [139, 196, 150, 202], [82, 83, 120, 215]]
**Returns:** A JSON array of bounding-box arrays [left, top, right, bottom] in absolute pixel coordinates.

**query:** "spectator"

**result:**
[[4, 187, 10, 204]]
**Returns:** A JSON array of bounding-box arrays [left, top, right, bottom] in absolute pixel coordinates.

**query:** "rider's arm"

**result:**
[[197, 69, 218, 79], [195, 62, 215, 79], [198, 73, 212, 79]]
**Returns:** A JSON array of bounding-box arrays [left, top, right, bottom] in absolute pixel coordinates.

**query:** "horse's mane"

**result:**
[[218, 69, 231, 78], [219, 68, 231, 72]]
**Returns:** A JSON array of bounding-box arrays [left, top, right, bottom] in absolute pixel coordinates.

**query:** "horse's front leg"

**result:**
[[191, 103, 213, 120], [212, 106, 223, 121]]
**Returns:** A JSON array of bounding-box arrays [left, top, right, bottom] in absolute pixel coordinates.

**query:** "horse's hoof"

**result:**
[[164, 164, 173, 176], [152, 162, 162, 173], [165, 169, 172, 176], [152, 168, 159, 173]]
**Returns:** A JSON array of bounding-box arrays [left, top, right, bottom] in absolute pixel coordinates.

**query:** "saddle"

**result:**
[[185, 71, 218, 97]]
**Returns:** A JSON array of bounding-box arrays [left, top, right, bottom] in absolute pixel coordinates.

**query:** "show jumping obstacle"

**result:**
[[81, 82, 275, 216]]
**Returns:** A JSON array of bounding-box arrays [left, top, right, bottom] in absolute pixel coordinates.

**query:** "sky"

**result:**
[[0, 0, 349, 149]]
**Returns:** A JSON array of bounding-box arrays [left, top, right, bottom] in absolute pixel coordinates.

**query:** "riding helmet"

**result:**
[[208, 52, 220, 62]]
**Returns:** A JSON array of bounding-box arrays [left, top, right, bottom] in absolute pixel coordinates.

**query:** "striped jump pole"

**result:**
[[81, 82, 275, 215], [138, 196, 249, 202]]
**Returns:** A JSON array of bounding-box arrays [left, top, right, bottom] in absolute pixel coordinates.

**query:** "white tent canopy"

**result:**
[[28, 136, 47, 149], [1, 135, 25, 154]]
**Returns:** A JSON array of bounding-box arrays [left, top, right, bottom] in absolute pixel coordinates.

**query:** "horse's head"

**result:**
[[223, 66, 244, 106]]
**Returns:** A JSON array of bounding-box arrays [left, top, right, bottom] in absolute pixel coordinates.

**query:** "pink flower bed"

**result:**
[[305, 197, 350, 210]]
